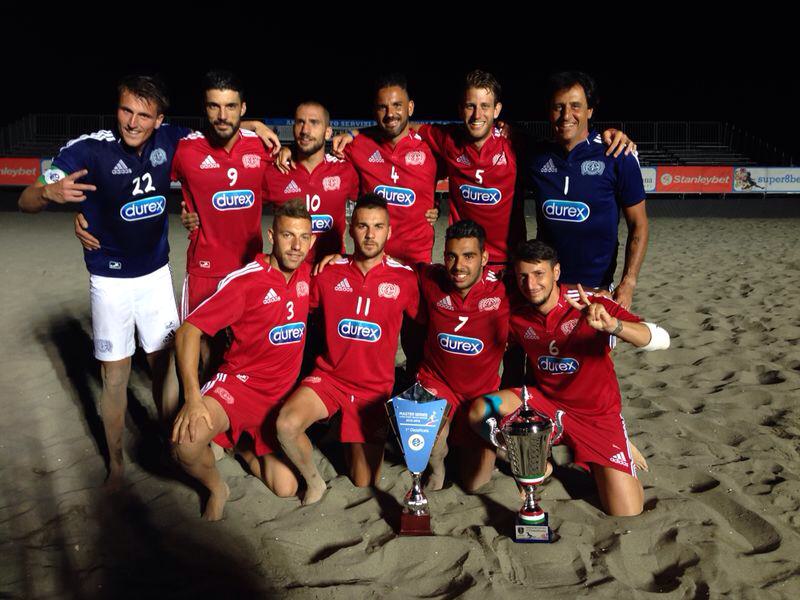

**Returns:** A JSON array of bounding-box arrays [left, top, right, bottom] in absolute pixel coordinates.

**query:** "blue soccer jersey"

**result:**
[[42, 124, 190, 277], [525, 131, 645, 288]]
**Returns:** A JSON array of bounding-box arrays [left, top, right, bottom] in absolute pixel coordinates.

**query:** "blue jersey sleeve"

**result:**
[[615, 153, 646, 207], [43, 141, 92, 184], [159, 123, 192, 146]]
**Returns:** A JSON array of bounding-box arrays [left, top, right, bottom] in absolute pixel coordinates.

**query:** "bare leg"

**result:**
[[425, 420, 450, 491], [237, 446, 299, 498], [346, 442, 385, 487], [99, 358, 132, 490], [146, 349, 179, 426], [276, 386, 330, 505], [172, 396, 231, 520], [592, 465, 644, 516]]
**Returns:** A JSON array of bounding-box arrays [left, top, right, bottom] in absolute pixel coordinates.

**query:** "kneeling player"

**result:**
[[171, 200, 314, 520], [468, 240, 669, 516]]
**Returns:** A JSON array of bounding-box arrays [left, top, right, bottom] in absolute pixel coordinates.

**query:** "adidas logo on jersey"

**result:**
[[200, 155, 220, 169], [436, 296, 455, 311], [609, 452, 629, 468], [541, 159, 557, 173], [335, 278, 353, 292], [284, 180, 301, 194], [456, 154, 472, 167], [368, 150, 384, 164], [524, 327, 539, 340], [263, 288, 281, 304], [111, 160, 131, 175]]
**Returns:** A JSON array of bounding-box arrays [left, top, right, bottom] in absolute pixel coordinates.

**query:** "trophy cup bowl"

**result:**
[[486, 386, 564, 543]]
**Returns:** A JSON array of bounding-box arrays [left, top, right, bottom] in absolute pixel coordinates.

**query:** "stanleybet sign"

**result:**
[[120, 196, 166, 222], [213, 189, 255, 211]]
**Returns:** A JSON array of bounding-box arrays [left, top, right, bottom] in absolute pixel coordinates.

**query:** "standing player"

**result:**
[[468, 240, 670, 515], [415, 220, 510, 491], [263, 101, 359, 264], [525, 71, 649, 308], [18, 75, 188, 488], [171, 200, 314, 520], [276, 194, 420, 504]]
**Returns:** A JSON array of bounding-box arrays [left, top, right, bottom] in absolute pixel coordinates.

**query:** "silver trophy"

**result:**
[[486, 386, 564, 543]]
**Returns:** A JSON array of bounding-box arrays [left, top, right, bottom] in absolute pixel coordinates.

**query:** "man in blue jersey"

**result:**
[[525, 72, 648, 309]]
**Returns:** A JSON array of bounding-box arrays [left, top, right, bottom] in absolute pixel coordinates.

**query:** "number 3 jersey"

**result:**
[[508, 286, 640, 416], [310, 257, 421, 398], [416, 264, 510, 400], [43, 124, 190, 277], [187, 255, 311, 395], [171, 129, 273, 278]]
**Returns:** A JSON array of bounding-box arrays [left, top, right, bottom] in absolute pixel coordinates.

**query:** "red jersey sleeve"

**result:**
[[344, 162, 360, 199], [170, 144, 183, 182], [186, 277, 247, 336], [403, 272, 422, 321], [309, 273, 322, 309], [415, 123, 447, 156]]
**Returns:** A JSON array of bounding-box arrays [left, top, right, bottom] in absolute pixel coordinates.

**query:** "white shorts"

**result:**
[[90, 264, 179, 361]]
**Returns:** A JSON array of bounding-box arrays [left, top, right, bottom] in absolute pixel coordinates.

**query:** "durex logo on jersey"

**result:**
[[338, 319, 382, 342], [120, 196, 166, 222], [542, 199, 590, 223], [374, 185, 415, 206], [537, 356, 580, 374], [213, 189, 255, 211], [460, 185, 502, 205], [269, 322, 306, 345], [311, 214, 334, 232], [437, 333, 484, 355]]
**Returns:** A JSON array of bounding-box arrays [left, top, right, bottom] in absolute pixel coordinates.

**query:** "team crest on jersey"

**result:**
[[405, 151, 426, 166], [492, 152, 507, 166], [150, 148, 167, 167], [215, 387, 235, 404], [561, 318, 579, 335], [378, 282, 400, 300], [242, 154, 261, 168], [322, 176, 341, 191], [236, 374, 249, 383], [456, 154, 472, 167], [524, 327, 538, 340], [335, 278, 353, 292], [296, 281, 309, 297], [541, 159, 557, 173], [581, 161, 605, 176], [436, 296, 454, 311], [284, 180, 301, 194], [263, 288, 281, 304], [478, 297, 501, 312], [200, 155, 220, 169], [368, 150, 384, 163]]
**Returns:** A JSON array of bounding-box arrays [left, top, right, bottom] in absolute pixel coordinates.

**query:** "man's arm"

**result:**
[[18, 169, 96, 213], [242, 120, 281, 155], [614, 201, 649, 309], [171, 322, 214, 443], [567, 285, 655, 347]]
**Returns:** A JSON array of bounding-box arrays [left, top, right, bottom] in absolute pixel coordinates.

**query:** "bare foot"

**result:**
[[202, 482, 230, 521], [104, 464, 124, 493], [629, 442, 649, 472], [302, 478, 327, 505]]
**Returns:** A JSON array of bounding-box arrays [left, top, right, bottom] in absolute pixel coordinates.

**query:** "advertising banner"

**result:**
[[732, 167, 800, 193], [640, 167, 657, 192], [655, 166, 732, 193], [0, 158, 40, 186]]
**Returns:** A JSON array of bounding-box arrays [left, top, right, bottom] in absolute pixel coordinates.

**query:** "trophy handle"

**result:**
[[486, 417, 506, 452], [551, 410, 565, 445]]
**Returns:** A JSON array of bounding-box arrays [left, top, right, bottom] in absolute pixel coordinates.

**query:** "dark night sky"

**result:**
[[2, 25, 796, 157]]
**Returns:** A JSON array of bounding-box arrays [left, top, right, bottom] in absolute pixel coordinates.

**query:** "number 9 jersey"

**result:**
[[42, 124, 190, 278]]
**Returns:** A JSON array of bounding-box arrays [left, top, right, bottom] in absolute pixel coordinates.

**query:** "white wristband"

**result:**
[[641, 322, 670, 351]]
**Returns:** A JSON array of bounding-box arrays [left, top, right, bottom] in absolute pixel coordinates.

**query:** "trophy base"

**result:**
[[400, 511, 433, 536], [514, 514, 552, 543]]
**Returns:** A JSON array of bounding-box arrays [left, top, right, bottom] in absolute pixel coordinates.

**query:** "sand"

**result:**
[[1, 212, 799, 599]]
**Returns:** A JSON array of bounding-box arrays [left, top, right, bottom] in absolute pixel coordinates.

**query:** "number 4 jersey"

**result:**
[[171, 129, 274, 278]]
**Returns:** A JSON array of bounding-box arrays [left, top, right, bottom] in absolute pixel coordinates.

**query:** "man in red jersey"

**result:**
[[467, 240, 670, 516], [276, 194, 421, 504], [263, 101, 359, 264], [171, 200, 314, 520], [415, 219, 510, 491]]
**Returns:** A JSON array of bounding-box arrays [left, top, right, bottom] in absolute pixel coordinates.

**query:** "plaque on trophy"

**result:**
[[386, 382, 451, 536], [486, 386, 564, 543]]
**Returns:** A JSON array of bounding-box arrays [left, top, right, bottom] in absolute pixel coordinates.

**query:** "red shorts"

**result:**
[[301, 370, 388, 444], [416, 371, 483, 448], [201, 372, 282, 455], [508, 387, 637, 477], [181, 273, 224, 320]]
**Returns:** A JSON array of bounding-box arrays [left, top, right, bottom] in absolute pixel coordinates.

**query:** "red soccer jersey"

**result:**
[[417, 264, 510, 401], [417, 124, 524, 264], [345, 130, 438, 264], [264, 154, 359, 263], [171, 129, 272, 277], [187, 255, 311, 398], [508, 286, 640, 416], [310, 256, 420, 397]]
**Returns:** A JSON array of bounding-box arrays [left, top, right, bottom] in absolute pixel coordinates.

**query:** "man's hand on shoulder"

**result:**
[[74, 212, 100, 250]]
